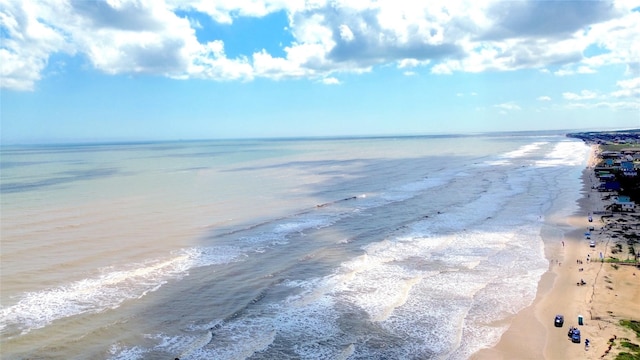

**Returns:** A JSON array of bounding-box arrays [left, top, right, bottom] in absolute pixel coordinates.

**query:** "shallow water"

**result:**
[[0, 134, 589, 359]]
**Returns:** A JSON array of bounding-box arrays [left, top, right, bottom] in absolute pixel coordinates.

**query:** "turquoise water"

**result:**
[[0, 134, 589, 359]]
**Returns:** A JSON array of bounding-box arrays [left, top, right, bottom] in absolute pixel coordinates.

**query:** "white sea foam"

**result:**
[[238, 215, 343, 255], [483, 141, 550, 166], [0, 246, 243, 335], [177, 331, 213, 358], [112, 326, 268, 360], [381, 174, 451, 202], [217, 329, 276, 359], [109, 344, 148, 360], [535, 140, 589, 167], [273, 217, 329, 234], [0, 210, 346, 336], [336, 255, 429, 322], [502, 141, 548, 159]]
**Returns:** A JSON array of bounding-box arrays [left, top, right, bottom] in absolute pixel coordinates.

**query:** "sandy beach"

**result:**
[[473, 145, 640, 360]]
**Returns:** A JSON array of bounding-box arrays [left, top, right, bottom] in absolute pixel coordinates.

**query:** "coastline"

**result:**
[[472, 144, 640, 359]]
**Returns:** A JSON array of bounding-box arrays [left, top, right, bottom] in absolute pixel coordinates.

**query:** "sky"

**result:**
[[1, 0, 639, 144]]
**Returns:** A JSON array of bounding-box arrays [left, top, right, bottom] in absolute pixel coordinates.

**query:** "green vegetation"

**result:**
[[615, 352, 640, 360], [620, 320, 640, 337], [601, 144, 640, 152], [605, 259, 638, 266], [615, 321, 640, 360], [621, 341, 640, 351]]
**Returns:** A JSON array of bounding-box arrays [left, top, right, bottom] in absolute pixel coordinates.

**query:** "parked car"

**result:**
[[590, 240, 596, 248], [554, 315, 564, 327], [571, 329, 581, 343]]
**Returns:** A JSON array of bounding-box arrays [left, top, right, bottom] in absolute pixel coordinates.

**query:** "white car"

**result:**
[[589, 240, 596, 248]]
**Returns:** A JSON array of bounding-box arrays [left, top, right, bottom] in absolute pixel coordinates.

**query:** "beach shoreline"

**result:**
[[472, 144, 640, 360]]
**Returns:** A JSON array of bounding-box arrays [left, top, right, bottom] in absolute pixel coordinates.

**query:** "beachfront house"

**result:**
[[615, 195, 636, 212], [601, 151, 621, 159], [621, 161, 637, 177], [621, 161, 635, 171], [599, 181, 621, 192]]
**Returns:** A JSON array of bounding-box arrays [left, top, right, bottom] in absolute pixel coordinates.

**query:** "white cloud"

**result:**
[[554, 65, 597, 77], [321, 77, 340, 85], [2, 0, 639, 91], [0, 0, 74, 90], [252, 49, 310, 79], [560, 78, 639, 111], [397, 58, 431, 69], [398, 59, 419, 69], [338, 24, 355, 42], [566, 101, 639, 111], [617, 77, 640, 90], [189, 41, 254, 81], [553, 69, 574, 77], [494, 102, 521, 111], [577, 66, 596, 74], [562, 90, 598, 101], [431, 62, 456, 75], [580, 7, 640, 76], [170, 0, 301, 25], [611, 77, 640, 98], [537, 96, 551, 101]]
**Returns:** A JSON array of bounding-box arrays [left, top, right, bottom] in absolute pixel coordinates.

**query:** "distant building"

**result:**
[[615, 195, 636, 212], [621, 161, 635, 171], [600, 151, 621, 158], [599, 181, 621, 191]]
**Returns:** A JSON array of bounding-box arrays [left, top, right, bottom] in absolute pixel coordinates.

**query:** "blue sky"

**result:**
[[1, 0, 639, 144]]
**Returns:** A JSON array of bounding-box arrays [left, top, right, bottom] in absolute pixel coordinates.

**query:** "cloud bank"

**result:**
[[1, 0, 639, 91]]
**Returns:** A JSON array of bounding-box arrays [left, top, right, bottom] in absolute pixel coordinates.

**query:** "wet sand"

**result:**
[[472, 145, 640, 359]]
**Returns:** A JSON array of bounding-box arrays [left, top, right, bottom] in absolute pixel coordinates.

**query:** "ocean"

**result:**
[[0, 133, 589, 359]]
